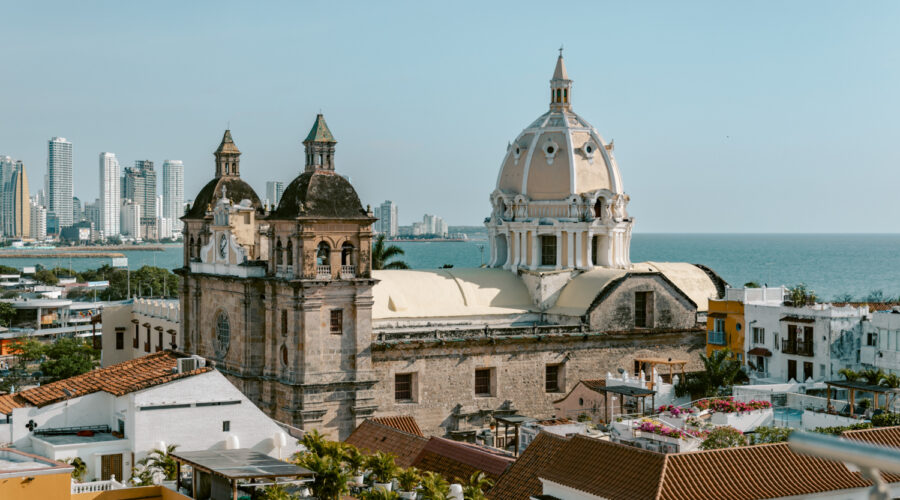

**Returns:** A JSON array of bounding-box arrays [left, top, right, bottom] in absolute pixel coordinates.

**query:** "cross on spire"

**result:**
[[559, 45, 564, 57]]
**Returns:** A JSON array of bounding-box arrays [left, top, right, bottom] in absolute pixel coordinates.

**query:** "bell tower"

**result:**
[[214, 129, 241, 178], [303, 114, 337, 172]]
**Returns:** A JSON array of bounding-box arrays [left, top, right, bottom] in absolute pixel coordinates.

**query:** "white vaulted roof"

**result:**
[[372, 268, 534, 319]]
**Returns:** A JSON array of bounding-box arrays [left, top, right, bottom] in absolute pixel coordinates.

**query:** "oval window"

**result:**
[[736, 323, 742, 331], [281, 345, 288, 365], [586, 145, 592, 153], [547, 146, 554, 154]]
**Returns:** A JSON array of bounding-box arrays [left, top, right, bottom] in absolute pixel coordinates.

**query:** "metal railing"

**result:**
[[340, 265, 356, 278], [707, 330, 726, 345], [782, 339, 814, 356]]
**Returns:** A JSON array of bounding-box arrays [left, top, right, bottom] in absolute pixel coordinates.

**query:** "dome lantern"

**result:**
[[550, 48, 572, 111]]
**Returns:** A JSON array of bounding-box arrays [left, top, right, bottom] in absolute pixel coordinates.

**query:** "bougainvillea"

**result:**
[[635, 419, 708, 440], [694, 397, 771, 413], [656, 405, 694, 417]]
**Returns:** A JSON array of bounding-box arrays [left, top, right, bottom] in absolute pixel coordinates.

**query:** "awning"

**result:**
[[780, 316, 815, 323], [748, 347, 772, 357]]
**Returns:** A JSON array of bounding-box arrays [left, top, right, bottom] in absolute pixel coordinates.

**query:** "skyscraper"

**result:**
[[7, 161, 29, 238], [120, 199, 141, 240], [84, 199, 101, 234], [162, 160, 183, 233], [123, 160, 156, 240], [48, 137, 73, 229], [99, 152, 120, 238], [30, 201, 46, 240], [378, 200, 398, 237], [266, 181, 284, 208], [72, 196, 82, 222]]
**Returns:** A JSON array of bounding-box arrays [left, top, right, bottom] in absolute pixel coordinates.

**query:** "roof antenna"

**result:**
[[227, 120, 231, 130]]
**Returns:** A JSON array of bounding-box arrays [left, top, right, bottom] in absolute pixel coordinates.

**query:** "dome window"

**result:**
[[512, 142, 526, 164], [543, 139, 560, 165], [581, 140, 598, 164]]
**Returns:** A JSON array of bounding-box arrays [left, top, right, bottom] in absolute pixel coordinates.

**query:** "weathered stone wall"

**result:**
[[587, 274, 696, 331], [369, 330, 704, 436]]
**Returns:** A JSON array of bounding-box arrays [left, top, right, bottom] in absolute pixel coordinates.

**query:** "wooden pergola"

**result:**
[[825, 380, 900, 417], [634, 357, 688, 390]]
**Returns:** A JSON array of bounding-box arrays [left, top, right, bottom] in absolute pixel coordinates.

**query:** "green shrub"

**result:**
[[813, 422, 873, 436], [872, 412, 900, 427]]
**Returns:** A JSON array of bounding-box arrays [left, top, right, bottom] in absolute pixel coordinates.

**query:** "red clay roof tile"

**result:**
[[370, 415, 425, 437]]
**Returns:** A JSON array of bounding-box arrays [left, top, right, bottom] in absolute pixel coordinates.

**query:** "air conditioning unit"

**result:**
[[178, 356, 206, 373]]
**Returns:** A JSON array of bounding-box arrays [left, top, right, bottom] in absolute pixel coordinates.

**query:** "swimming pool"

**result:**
[[773, 407, 803, 428]]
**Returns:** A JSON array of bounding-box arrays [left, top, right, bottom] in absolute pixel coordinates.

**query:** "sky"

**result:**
[[1, 1, 899, 232]]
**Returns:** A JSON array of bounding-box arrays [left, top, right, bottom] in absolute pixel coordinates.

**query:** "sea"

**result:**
[[3, 234, 899, 302]]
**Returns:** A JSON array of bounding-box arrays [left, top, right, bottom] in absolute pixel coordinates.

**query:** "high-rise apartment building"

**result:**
[[72, 196, 82, 222], [6, 161, 30, 238], [30, 201, 46, 240], [266, 181, 284, 208], [162, 160, 184, 233], [99, 152, 120, 238], [123, 160, 156, 240], [376, 200, 398, 237], [48, 137, 73, 230], [84, 199, 101, 233], [120, 199, 141, 241]]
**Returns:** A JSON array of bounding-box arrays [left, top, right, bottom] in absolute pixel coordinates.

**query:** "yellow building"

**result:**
[[706, 295, 745, 363]]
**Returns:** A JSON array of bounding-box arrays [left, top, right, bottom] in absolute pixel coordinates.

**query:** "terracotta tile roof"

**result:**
[[412, 437, 514, 484], [581, 379, 606, 391], [535, 434, 900, 500], [489, 432, 569, 500], [843, 425, 900, 448], [370, 415, 424, 437], [343, 420, 428, 468], [0, 351, 209, 415], [532, 418, 573, 426], [540, 435, 666, 500]]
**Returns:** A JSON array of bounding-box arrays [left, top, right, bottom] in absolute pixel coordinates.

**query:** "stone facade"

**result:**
[[369, 329, 704, 436], [584, 273, 697, 331]]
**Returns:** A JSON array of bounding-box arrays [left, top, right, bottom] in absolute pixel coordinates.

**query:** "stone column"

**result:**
[[575, 230, 583, 268], [504, 230, 513, 269], [568, 231, 575, 269], [531, 231, 539, 269], [555, 230, 562, 270]]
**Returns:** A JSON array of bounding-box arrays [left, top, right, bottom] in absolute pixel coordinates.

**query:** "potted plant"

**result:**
[[343, 446, 367, 485], [396, 467, 421, 499], [367, 451, 398, 492]]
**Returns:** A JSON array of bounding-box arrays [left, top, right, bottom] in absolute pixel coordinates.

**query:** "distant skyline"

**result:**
[[2, 1, 899, 232]]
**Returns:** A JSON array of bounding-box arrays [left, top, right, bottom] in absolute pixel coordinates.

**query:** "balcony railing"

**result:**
[[782, 339, 814, 356], [707, 330, 726, 345], [72, 477, 124, 493], [316, 265, 332, 280], [340, 265, 356, 279]]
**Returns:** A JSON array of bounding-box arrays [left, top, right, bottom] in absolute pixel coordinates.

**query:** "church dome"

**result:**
[[185, 176, 263, 219], [496, 54, 624, 201], [271, 170, 367, 219]]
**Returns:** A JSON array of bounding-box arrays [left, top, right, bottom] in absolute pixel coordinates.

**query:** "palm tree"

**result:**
[[880, 373, 900, 409], [460, 471, 494, 500], [696, 349, 743, 397], [140, 444, 179, 481], [860, 368, 887, 385], [420, 471, 451, 500], [838, 368, 860, 382], [372, 235, 410, 270]]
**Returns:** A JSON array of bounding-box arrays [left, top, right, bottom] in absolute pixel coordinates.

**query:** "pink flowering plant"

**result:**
[[694, 397, 771, 414], [656, 405, 694, 417], [635, 419, 708, 441]]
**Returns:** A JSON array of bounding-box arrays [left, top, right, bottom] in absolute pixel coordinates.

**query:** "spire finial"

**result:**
[[559, 45, 564, 57]]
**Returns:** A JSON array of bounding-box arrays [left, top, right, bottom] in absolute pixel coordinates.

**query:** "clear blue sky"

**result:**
[[2, 1, 899, 232]]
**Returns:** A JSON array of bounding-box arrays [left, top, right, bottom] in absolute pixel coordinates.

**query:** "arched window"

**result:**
[[286, 240, 293, 267], [556, 89, 561, 102], [594, 198, 604, 219], [275, 239, 283, 266], [215, 310, 230, 358], [563, 89, 568, 103], [189, 236, 195, 259], [341, 242, 355, 266], [317, 242, 330, 266]]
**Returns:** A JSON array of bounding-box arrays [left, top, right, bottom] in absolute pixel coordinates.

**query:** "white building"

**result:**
[[157, 216, 172, 240], [742, 290, 868, 383], [99, 152, 120, 239], [375, 200, 398, 237], [162, 160, 184, 235], [29, 201, 47, 240], [0, 351, 302, 482], [860, 308, 900, 375], [101, 298, 182, 367], [266, 180, 284, 209], [48, 137, 73, 229], [120, 199, 141, 241]]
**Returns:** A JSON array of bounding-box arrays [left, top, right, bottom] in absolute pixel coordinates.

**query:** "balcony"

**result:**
[[316, 265, 332, 280], [340, 265, 356, 279], [707, 330, 726, 345], [782, 339, 814, 356]]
